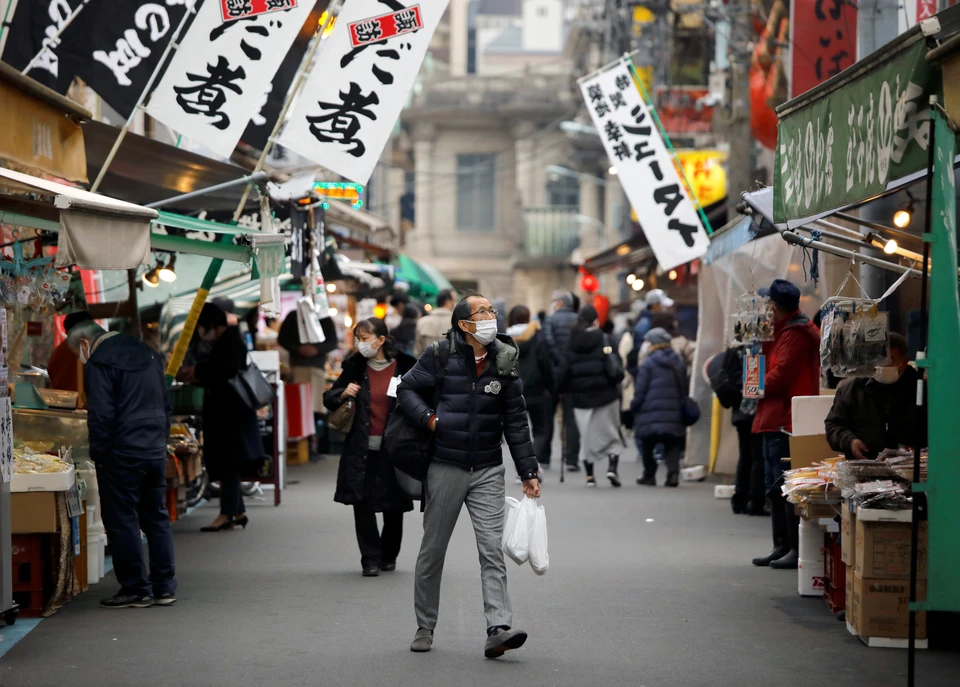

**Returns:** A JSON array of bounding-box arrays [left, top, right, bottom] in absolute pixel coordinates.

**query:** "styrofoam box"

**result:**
[[11, 465, 76, 492], [858, 508, 912, 523], [791, 395, 836, 436], [798, 559, 826, 596], [799, 518, 825, 562], [681, 465, 707, 482], [714, 484, 735, 499]]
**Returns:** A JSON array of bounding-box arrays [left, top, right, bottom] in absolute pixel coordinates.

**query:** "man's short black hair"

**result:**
[[64, 311, 93, 332], [451, 291, 485, 329], [437, 288, 455, 308], [889, 332, 908, 355]]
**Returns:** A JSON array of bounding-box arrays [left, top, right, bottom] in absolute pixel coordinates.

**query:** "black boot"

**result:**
[[770, 549, 799, 569], [584, 461, 595, 487], [752, 493, 789, 566], [606, 455, 621, 487], [664, 472, 679, 488], [770, 502, 801, 569], [752, 547, 790, 567]]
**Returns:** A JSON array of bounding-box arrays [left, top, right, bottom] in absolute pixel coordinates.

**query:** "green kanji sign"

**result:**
[[773, 40, 939, 222]]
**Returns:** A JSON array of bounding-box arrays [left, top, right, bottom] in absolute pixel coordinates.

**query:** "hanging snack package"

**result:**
[[855, 304, 889, 372]]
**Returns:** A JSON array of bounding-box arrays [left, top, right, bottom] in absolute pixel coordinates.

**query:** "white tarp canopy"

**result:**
[[0, 167, 158, 270]]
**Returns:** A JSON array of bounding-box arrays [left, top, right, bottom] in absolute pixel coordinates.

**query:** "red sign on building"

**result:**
[[790, 0, 858, 98], [348, 5, 423, 47], [654, 87, 714, 134], [917, 0, 938, 21], [220, 0, 299, 23]]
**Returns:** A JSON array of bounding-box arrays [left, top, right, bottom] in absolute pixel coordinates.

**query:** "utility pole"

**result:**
[[723, 0, 754, 219]]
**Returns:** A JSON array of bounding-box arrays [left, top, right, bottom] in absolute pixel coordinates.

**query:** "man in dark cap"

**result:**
[[751, 279, 820, 570], [47, 311, 94, 391]]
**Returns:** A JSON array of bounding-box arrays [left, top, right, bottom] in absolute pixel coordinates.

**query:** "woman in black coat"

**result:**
[[556, 305, 625, 487], [324, 318, 415, 577], [192, 302, 264, 532]]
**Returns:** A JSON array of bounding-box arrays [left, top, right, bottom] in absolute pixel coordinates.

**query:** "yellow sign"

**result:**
[[630, 150, 727, 222], [633, 6, 654, 37], [675, 150, 727, 208]]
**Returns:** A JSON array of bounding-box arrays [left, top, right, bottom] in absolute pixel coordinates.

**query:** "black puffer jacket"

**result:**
[[85, 334, 171, 463], [509, 322, 554, 397], [557, 327, 622, 409], [631, 345, 688, 439], [396, 330, 538, 479], [543, 307, 577, 366], [324, 352, 416, 512]]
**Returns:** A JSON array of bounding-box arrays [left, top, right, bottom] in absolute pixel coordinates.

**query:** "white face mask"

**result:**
[[78, 342, 90, 364], [470, 319, 498, 346], [873, 365, 902, 384], [358, 340, 380, 359]]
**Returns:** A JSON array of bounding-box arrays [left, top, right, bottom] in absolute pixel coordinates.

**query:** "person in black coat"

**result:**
[[390, 305, 420, 357], [68, 321, 176, 608], [325, 318, 415, 576], [631, 328, 688, 487], [506, 305, 555, 467], [556, 305, 624, 487], [190, 303, 264, 532]]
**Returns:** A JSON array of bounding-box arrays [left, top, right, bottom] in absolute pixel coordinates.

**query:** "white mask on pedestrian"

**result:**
[[471, 319, 498, 346], [78, 341, 90, 364], [358, 341, 380, 358], [873, 365, 902, 384]]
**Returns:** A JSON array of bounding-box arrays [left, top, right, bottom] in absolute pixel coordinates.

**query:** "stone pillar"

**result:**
[[411, 124, 436, 259], [449, 0, 468, 77]]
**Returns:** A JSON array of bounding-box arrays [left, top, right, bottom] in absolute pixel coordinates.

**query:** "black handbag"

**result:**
[[602, 334, 625, 384], [384, 341, 449, 489], [227, 363, 274, 411], [670, 363, 701, 427]]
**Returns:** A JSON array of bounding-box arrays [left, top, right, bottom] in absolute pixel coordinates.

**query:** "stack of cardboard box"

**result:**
[[844, 503, 928, 642]]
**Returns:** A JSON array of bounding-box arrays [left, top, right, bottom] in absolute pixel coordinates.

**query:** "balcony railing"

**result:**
[[523, 206, 581, 259]]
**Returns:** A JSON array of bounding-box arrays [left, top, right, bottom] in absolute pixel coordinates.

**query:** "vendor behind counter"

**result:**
[[824, 333, 926, 460], [47, 311, 93, 391]]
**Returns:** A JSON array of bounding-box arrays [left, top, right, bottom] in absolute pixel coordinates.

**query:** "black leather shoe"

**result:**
[[770, 549, 799, 569], [637, 475, 656, 486], [101, 593, 154, 609], [566, 463, 581, 472], [752, 548, 790, 567], [362, 565, 380, 577], [381, 561, 397, 572], [665, 473, 680, 488]]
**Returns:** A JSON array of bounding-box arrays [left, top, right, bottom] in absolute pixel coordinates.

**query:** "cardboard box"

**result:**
[[841, 502, 857, 566], [789, 434, 838, 470], [851, 572, 926, 639], [182, 453, 202, 483], [10, 492, 59, 533], [856, 519, 928, 580], [846, 565, 856, 628]]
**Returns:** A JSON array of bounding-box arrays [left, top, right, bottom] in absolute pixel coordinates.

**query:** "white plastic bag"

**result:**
[[528, 501, 549, 575], [502, 496, 520, 552], [502, 496, 535, 565]]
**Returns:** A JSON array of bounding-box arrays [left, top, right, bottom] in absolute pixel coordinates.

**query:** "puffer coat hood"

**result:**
[[557, 327, 622, 409]]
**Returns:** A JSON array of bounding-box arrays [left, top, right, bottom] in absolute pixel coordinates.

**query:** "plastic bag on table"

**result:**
[[528, 500, 549, 576], [502, 495, 535, 565]]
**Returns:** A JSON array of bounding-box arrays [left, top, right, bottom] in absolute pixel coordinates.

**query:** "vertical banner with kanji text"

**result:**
[[579, 58, 709, 271], [279, 0, 450, 185], [145, 0, 314, 157], [789, 0, 857, 98]]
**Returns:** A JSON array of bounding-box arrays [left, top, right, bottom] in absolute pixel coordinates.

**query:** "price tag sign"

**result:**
[[743, 353, 765, 399]]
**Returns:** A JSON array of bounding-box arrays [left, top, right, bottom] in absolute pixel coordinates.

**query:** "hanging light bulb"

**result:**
[[883, 239, 898, 254], [326, 283, 337, 293], [344, 315, 353, 328], [608, 166, 618, 176], [142, 266, 160, 288], [329, 308, 338, 317], [631, 280, 643, 292], [626, 274, 637, 284], [158, 254, 177, 283], [668, 269, 678, 281], [893, 208, 911, 228]]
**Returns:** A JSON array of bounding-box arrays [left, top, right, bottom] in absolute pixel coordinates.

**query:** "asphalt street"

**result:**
[[2, 450, 958, 687]]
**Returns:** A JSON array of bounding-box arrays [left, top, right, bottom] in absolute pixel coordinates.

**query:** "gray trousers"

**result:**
[[415, 461, 512, 631]]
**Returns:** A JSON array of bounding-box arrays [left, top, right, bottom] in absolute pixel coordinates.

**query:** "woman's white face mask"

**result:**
[[358, 340, 380, 358]]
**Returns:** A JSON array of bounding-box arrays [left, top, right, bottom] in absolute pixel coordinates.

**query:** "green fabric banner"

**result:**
[[923, 108, 960, 612], [773, 40, 939, 222]]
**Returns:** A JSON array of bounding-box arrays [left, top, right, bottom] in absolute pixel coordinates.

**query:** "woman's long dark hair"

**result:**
[[354, 317, 396, 361]]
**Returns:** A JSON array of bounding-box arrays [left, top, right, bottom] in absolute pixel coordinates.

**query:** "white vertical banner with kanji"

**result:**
[[279, 0, 450, 185], [145, 0, 314, 158], [580, 59, 709, 270]]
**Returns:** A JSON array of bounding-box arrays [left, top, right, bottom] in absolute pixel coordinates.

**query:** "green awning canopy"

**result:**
[[390, 254, 455, 303]]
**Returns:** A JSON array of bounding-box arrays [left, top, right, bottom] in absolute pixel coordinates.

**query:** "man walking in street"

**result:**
[[68, 321, 177, 608], [543, 290, 579, 471], [398, 293, 541, 658], [750, 279, 820, 570], [414, 288, 456, 357]]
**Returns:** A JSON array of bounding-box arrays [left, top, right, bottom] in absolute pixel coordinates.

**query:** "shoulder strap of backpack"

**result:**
[[432, 340, 450, 384]]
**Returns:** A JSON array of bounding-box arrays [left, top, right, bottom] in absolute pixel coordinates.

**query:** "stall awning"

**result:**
[[773, 6, 960, 223], [0, 166, 157, 269], [391, 254, 454, 302], [583, 234, 656, 274], [152, 211, 286, 277], [0, 62, 89, 183], [325, 200, 392, 235], [82, 120, 267, 213]]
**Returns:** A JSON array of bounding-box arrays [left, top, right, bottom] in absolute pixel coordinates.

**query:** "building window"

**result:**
[[456, 153, 496, 231], [546, 174, 579, 207]]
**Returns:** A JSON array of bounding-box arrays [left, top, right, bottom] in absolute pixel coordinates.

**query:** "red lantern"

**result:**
[[580, 270, 599, 293], [593, 293, 610, 326]]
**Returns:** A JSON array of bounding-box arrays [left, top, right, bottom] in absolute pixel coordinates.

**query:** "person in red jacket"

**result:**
[[751, 279, 820, 570]]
